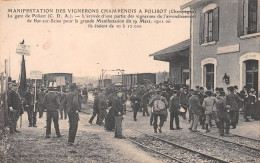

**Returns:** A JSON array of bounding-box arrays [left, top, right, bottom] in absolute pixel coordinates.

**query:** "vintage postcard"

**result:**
[[0, 0, 259, 162]]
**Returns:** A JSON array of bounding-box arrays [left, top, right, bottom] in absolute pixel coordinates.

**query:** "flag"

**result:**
[[19, 55, 27, 97]]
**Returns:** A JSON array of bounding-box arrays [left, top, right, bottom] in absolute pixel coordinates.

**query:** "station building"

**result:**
[[151, 0, 260, 99]]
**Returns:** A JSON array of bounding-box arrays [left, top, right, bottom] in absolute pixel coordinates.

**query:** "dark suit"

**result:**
[[66, 91, 81, 143], [25, 91, 38, 126], [169, 95, 180, 129], [7, 89, 22, 133], [43, 91, 61, 136], [188, 95, 201, 131], [227, 92, 242, 127]]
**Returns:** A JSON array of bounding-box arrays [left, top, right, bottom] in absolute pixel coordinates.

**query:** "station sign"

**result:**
[[30, 71, 42, 79], [16, 44, 30, 56]]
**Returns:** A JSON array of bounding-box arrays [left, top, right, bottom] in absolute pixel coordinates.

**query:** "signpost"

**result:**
[[30, 71, 42, 112], [16, 44, 30, 56]]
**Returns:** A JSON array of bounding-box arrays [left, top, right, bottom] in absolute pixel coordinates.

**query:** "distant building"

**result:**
[[122, 73, 156, 87], [112, 75, 122, 84], [98, 79, 112, 87], [43, 73, 72, 87]]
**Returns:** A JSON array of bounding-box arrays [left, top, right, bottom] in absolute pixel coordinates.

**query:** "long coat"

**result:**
[[189, 95, 202, 115]]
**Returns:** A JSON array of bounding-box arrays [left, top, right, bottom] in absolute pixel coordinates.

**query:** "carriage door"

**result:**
[[205, 64, 214, 90], [246, 60, 258, 97]]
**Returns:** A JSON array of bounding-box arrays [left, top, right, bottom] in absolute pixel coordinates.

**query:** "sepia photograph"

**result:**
[[0, 0, 259, 162]]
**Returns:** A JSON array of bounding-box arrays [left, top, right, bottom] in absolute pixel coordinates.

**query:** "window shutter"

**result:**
[[237, 0, 244, 36], [213, 7, 219, 41], [199, 13, 205, 44]]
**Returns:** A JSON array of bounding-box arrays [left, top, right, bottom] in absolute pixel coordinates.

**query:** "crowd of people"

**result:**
[[3, 81, 259, 145], [89, 83, 259, 137]]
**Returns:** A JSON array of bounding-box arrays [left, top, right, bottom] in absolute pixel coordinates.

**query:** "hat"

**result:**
[[205, 90, 212, 96], [70, 83, 77, 90], [117, 89, 122, 93], [220, 91, 225, 96], [249, 88, 255, 93], [189, 89, 194, 92], [229, 86, 234, 92], [234, 85, 238, 89], [194, 91, 200, 95]]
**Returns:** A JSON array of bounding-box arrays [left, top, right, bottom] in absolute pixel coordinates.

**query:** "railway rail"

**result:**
[[126, 137, 184, 163], [194, 131, 260, 152], [128, 128, 229, 163]]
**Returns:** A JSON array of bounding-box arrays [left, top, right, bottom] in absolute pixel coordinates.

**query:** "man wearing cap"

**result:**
[[149, 89, 168, 133], [38, 87, 46, 118], [97, 88, 108, 125], [58, 87, 67, 120], [169, 90, 181, 130], [7, 82, 23, 134], [216, 91, 230, 136], [226, 86, 243, 129], [25, 87, 39, 127], [186, 89, 194, 123], [130, 92, 141, 121], [43, 87, 62, 138], [188, 91, 202, 132], [141, 90, 152, 117], [89, 89, 100, 125], [66, 83, 81, 145], [110, 89, 124, 139], [179, 87, 188, 120]]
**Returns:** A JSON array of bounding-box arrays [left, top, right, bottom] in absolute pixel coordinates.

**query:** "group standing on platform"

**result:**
[[4, 80, 260, 145]]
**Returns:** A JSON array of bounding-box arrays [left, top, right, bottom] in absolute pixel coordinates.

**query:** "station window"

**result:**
[[199, 5, 219, 44], [238, 0, 259, 36]]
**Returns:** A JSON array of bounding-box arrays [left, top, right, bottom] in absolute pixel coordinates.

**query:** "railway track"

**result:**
[[126, 137, 184, 163], [230, 133, 260, 142], [194, 131, 260, 152], [128, 128, 229, 163]]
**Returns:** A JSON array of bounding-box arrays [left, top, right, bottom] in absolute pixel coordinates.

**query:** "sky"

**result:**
[[0, 0, 190, 80]]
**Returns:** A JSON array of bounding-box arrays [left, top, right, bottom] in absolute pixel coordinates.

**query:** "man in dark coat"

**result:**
[[216, 91, 230, 136], [25, 87, 38, 127], [7, 82, 23, 134], [130, 93, 141, 121], [38, 87, 46, 118], [169, 90, 181, 130], [43, 87, 62, 138], [66, 83, 81, 145], [110, 90, 124, 139], [58, 87, 67, 120], [179, 87, 188, 119], [89, 89, 100, 124], [188, 91, 202, 132], [141, 91, 151, 117], [226, 86, 243, 129]]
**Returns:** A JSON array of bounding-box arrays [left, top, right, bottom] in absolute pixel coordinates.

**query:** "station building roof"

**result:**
[[149, 39, 190, 62]]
